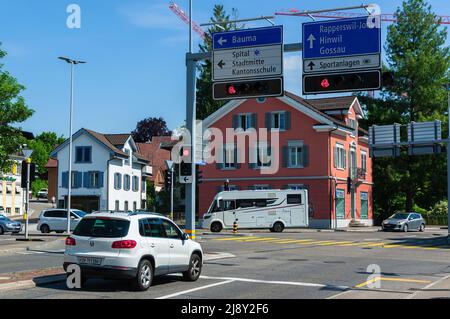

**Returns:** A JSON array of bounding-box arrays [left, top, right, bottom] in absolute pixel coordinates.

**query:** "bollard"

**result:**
[[233, 220, 238, 234]]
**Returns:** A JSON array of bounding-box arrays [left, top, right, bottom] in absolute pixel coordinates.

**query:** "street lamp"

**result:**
[[22, 146, 33, 240], [59, 56, 86, 234]]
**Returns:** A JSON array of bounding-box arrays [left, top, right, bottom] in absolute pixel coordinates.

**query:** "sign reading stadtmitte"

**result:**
[[212, 26, 283, 82]]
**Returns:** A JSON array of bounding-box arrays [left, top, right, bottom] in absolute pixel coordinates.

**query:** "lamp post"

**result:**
[[22, 147, 33, 240], [58, 57, 86, 234], [447, 85, 450, 242]]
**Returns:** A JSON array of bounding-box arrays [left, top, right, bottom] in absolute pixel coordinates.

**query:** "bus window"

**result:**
[[236, 199, 254, 209], [254, 199, 267, 207], [287, 194, 302, 204], [222, 200, 236, 211]]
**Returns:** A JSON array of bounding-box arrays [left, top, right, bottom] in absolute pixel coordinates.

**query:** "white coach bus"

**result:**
[[200, 190, 309, 233]]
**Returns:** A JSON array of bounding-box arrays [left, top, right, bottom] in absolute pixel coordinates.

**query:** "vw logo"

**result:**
[[89, 241, 95, 247]]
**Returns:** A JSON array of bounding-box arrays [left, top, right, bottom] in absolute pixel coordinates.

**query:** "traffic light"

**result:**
[[21, 161, 36, 186], [347, 177, 352, 194], [213, 78, 283, 100], [179, 161, 193, 184], [196, 166, 203, 184], [164, 170, 172, 191], [303, 70, 381, 95], [382, 71, 395, 88]]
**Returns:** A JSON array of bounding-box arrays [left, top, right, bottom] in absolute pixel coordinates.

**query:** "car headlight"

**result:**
[[7, 223, 14, 227]]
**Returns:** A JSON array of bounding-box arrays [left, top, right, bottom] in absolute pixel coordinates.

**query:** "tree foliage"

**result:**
[[359, 0, 450, 219], [28, 132, 65, 174], [0, 44, 34, 173], [131, 117, 171, 143], [196, 5, 244, 120]]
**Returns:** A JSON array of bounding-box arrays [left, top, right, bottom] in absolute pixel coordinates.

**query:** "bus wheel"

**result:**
[[272, 222, 284, 233], [210, 222, 223, 233]]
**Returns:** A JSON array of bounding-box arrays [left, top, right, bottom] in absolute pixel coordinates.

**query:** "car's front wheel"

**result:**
[[272, 222, 285, 233], [419, 224, 425, 232], [183, 254, 202, 282], [134, 259, 153, 291], [403, 224, 409, 232]]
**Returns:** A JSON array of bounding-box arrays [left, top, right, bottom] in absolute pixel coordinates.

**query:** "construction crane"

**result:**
[[169, 2, 206, 40], [275, 9, 450, 25]]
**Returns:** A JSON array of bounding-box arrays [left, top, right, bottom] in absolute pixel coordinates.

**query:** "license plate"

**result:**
[[78, 257, 102, 266]]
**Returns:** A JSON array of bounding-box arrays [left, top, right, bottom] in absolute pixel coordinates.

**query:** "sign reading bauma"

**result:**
[[212, 26, 283, 50], [302, 17, 381, 60]]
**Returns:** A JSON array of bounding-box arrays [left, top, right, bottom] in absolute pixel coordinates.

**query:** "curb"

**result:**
[[0, 274, 66, 292]]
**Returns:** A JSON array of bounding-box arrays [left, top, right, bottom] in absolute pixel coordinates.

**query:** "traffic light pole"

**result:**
[[25, 158, 31, 240], [447, 89, 450, 243], [170, 167, 174, 221], [184, 43, 302, 240]]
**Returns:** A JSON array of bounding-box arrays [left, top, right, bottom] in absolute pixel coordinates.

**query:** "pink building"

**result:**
[[198, 92, 373, 229]]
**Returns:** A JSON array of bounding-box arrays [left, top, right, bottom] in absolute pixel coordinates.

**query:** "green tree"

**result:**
[[28, 132, 65, 174], [0, 44, 34, 173], [196, 5, 243, 120], [360, 0, 450, 217]]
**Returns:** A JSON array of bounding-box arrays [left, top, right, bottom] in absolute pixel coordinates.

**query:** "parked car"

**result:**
[[0, 214, 22, 235], [63, 212, 203, 291], [381, 212, 426, 232], [36, 188, 48, 200], [37, 209, 87, 233]]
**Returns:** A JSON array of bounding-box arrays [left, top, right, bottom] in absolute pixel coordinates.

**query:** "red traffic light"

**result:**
[[320, 78, 330, 88], [227, 85, 237, 95]]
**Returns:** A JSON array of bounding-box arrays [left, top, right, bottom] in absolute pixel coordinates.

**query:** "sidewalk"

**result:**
[[409, 275, 450, 299]]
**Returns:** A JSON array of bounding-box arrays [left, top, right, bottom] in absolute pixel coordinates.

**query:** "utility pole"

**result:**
[[447, 87, 450, 243], [58, 57, 86, 234]]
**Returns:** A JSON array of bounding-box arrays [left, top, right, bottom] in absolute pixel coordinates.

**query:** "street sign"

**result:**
[[303, 70, 381, 95], [303, 54, 380, 74], [212, 26, 284, 101], [302, 17, 381, 60], [212, 26, 283, 50], [179, 162, 193, 184], [213, 45, 283, 81]]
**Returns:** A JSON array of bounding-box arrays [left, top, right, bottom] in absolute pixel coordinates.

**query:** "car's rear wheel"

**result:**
[[183, 254, 202, 282], [134, 259, 153, 291], [0, 227, 4, 235], [272, 222, 284, 233], [210, 222, 223, 233], [40, 224, 50, 234], [403, 224, 409, 232], [419, 224, 425, 232]]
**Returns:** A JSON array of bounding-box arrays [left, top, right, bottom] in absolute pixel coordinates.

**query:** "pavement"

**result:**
[[0, 227, 449, 299]]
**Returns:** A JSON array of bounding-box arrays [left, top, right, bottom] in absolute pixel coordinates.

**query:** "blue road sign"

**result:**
[[302, 17, 381, 59], [213, 26, 283, 50]]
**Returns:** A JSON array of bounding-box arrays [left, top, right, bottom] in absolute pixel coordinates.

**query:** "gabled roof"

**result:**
[[83, 129, 129, 157], [104, 134, 131, 146], [137, 136, 173, 182]]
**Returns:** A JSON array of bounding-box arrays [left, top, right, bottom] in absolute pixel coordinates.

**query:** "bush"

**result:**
[[429, 200, 448, 216], [31, 179, 48, 197], [412, 204, 428, 216]]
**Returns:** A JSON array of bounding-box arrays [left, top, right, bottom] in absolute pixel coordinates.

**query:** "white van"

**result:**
[[200, 190, 309, 233]]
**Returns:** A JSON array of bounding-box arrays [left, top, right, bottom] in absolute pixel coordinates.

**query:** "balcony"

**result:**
[[142, 165, 153, 176], [350, 168, 366, 181]]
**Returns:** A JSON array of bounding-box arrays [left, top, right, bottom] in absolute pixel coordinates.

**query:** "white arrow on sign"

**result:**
[[217, 37, 227, 46], [307, 34, 316, 49]]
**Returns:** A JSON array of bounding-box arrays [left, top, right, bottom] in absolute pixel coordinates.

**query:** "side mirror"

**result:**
[[183, 233, 190, 240]]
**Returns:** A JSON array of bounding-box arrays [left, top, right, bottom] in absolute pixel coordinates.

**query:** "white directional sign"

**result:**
[[303, 54, 380, 74], [213, 45, 283, 81]]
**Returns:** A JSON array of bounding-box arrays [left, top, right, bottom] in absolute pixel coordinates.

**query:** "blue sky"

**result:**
[[1, 0, 449, 137]]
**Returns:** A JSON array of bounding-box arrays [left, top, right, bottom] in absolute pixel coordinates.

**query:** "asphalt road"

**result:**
[[0, 229, 449, 299]]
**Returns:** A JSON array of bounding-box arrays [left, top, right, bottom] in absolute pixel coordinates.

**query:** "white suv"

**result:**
[[63, 212, 203, 291]]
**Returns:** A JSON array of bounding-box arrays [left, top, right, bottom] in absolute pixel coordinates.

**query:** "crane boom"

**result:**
[[275, 10, 450, 25], [169, 2, 206, 40]]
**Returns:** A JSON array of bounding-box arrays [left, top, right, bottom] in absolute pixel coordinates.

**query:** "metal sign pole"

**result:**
[[447, 90, 450, 242], [25, 158, 31, 240]]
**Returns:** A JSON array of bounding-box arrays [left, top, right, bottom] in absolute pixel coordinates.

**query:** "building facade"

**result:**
[[198, 92, 373, 229], [0, 155, 26, 216], [50, 128, 151, 213]]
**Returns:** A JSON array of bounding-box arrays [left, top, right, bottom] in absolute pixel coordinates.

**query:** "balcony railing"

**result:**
[[350, 168, 366, 180]]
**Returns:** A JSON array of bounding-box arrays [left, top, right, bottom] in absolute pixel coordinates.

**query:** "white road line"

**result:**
[[406, 275, 450, 299], [200, 275, 349, 290], [156, 280, 234, 299]]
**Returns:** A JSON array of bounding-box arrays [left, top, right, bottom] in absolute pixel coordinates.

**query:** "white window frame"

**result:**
[[238, 113, 252, 131], [90, 171, 99, 188], [288, 141, 304, 168], [335, 143, 346, 170], [361, 150, 367, 172]]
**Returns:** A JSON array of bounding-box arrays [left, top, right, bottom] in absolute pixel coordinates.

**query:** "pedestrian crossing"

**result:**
[[213, 236, 450, 251]]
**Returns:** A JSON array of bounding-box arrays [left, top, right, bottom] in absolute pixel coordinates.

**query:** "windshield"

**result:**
[[73, 218, 130, 238], [73, 210, 87, 218], [389, 213, 410, 220], [0, 215, 11, 222]]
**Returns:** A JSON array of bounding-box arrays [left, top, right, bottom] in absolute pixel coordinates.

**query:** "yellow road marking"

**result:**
[[383, 244, 402, 248], [271, 239, 315, 244], [316, 241, 353, 246], [240, 237, 279, 242], [361, 242, 385, 247], [338, 242, 378, 247], [298, 240, 336, 245], [355, 277, 432, 288], [214, 236, 258, 241]]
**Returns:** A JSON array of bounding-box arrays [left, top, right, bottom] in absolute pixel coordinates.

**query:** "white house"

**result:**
[[0, 154, 26, 216], [50, 128, 152, 213]]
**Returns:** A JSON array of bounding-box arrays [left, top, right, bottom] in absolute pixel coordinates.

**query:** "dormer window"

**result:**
[[124, 149, 131, 166]]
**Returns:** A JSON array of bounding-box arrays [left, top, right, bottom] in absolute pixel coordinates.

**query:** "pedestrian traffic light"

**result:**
[[164, 170, 172, 191], [303, 70, 381, 95], [347, 177, 352, 194], [21, 161, 36, 186], [179, 161, 193, 184], [213, 78, 283, 100], [196, 166, 203, 184]]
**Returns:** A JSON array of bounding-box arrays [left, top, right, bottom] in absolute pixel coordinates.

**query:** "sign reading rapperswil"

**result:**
[[302, 17, 382, 94], [212, 26, 284, 100]]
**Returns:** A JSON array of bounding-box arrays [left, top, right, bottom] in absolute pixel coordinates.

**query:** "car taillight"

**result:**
[[111, 240, 137, 249], [65, 237, 76, 246]]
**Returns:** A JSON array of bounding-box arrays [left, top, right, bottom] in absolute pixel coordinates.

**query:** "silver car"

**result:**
[[381, 212, 426, 232], [37, 209, 87, 233]]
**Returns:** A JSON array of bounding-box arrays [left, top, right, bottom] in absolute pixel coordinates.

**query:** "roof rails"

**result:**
[[128, 211, 164, 217]]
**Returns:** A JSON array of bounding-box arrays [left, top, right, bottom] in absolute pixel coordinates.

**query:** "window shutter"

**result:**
[[233, 115, 239, 129], [265, 113, 271, 129], [303, 145, 309, 167], [282, 146, 289, 167], [251, 114, 257, 129], [99, 172, 104, 188], [62, 172, 68, 188], [234, 146, 241, 169], [83, 172, 90, 188], [333, 146, 338, 168], [285, 111, 291, 130]]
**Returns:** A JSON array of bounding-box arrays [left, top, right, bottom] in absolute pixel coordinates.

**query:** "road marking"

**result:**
[[355, 277, 432, 288], [299, 240, 337, 246], [200, 275, 349, 290], [271, 239, 314, 244], [407, 275, 450, 299], [240, 237, 278, 242], [361, 242, 385, 247], [338, 241, 379, 247], [156, 280, 234, 299], [316, 241, 354, 246], [214, 236, 258, 241]]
